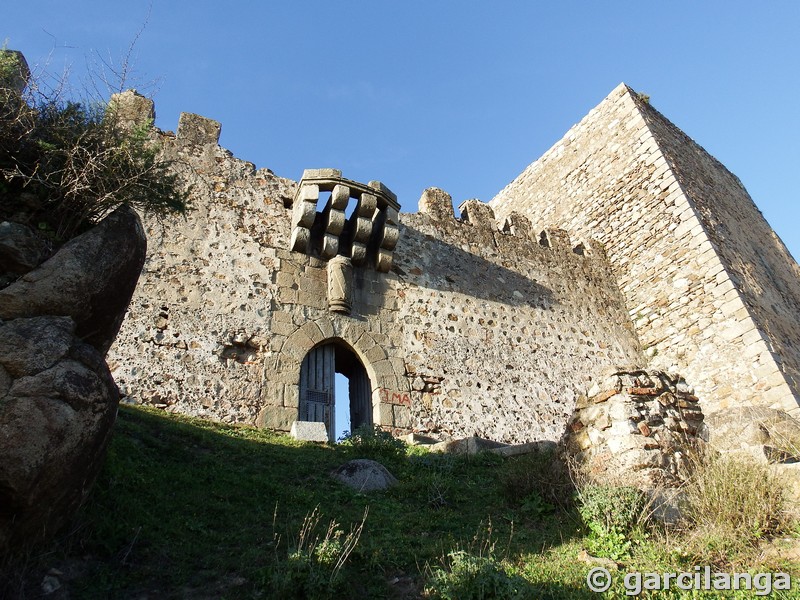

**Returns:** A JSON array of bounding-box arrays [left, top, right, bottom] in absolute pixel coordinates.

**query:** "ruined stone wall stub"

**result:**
[[107, 111, 645, 442], [491, 84, 800, 416]]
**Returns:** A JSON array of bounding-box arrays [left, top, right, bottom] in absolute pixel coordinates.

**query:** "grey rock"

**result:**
[[418, 187, 454, 221], [489, 440, 557, 457], [648, 488, 684, 526], [108, 90, 155, 131], [0, 316, 75, 377], [0, 316, 119, 554], [0, 221, 49, 278], [0, 49, 30, 94], [10, 359, 114, 410], [401, 432, 441, 446], [704, 407, 800, 462], [331, 459, 398, 492], [0, 206, 146, 355]]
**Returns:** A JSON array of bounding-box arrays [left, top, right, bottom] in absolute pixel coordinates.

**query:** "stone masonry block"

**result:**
[[353, 331, 377, 355], [331, 184, 350, 209], [384, 206, 399, 227], [297, 184, 320, 204], [299, 321, 324, 346], [292, 199, 317, 229], [271, 320, 296, 337], [257, 406, 296, 431], [352, 217, 373, 244], [315, 318, 335, 340], [302, 168, 342, 180], [357, 193, 377, 218], [377, 403, 393, 428], [351, 242, 367, 265], [393, 405, 412, 429], [365, 344, 387, 364], [297, 290, 326, 310], [177, 112, 222, 145], [326, 209, 346, 236], [418, 188, 454, 221], [290, 226, 310, 253], [321, 233, 339, 259], [283, 331, 315, 359], [290, 420, 328, 442], [458, 199, 496, 229], [368, 180, 398, 204], [284, 385, 300, 408], [379, 224, 399, 251], [375, 249, 393, 273], [370, 359, 395, 381]]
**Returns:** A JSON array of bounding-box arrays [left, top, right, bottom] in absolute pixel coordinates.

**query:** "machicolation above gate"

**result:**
[[289, 168, 400, 273]]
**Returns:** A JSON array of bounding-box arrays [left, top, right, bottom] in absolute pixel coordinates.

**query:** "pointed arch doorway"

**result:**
[[298, 342, 372, 442]]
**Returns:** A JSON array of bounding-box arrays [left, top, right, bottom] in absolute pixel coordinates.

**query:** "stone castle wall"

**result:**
[[491, 84, 800, 415], [636, 102, 800, 410], [108, 108, 644, 444]]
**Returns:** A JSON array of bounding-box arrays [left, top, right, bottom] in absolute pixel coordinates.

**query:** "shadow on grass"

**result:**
[[3, 405, 589, 599]]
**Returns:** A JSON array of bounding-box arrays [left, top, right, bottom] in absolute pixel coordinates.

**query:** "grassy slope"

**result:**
[[12, 406, 800, 599]]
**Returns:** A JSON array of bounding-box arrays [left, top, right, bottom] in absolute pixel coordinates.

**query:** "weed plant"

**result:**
[[265, 505, 368, 599], [424, 522, 535, 600], [680, 450, 790, 565], [576, 484, 648, 560]]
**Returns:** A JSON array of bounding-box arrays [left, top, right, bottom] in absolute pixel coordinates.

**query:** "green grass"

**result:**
[[7, 406, 800, 598]]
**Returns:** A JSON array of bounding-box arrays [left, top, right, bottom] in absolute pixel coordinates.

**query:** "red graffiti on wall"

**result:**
[[379, 388, 411, 407]]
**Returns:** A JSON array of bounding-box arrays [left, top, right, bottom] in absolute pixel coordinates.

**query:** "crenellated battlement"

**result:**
[[408, 187, 605, 266]]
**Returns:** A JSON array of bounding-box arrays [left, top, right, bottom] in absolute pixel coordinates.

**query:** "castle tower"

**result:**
[[491, 84, 800, 416]]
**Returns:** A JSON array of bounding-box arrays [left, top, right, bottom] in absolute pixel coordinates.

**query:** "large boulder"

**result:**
[[0, 316, 119, 553], [331, 459, 398, 492], [0, 205, 147, 555], [0, 205, 146, 355]]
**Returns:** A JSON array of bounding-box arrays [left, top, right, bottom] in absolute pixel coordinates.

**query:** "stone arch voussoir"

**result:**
[[267, 317, 409, 430]]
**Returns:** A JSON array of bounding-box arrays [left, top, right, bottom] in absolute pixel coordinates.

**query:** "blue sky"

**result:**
[[5, 1, 800, 261]]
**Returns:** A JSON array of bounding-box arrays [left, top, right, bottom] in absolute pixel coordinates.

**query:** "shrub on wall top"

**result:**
[[0, 49, 188, 241]]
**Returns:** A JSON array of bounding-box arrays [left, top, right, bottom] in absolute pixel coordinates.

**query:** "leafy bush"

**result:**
[[425, 524, 533, 600], [576, 484, 648, 560], [426, 551, 534, 600], [338, 424, 407, 463], [0, 49, 188, 241], [519, 491, 555, 520]]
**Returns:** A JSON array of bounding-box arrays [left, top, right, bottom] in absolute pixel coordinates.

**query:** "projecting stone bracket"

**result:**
[[289, 168, 400, 272]]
